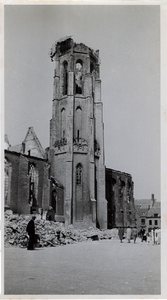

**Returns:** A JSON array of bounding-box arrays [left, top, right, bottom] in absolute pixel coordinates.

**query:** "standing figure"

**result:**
[[147, 231, 151, 244], [140, 228, 145, 242], [26, 216, 36, 250], [132, 226, 138, 243], [155, 228, 159, 244], [126, 226, 132, 243], [118, 227, 124, 243]]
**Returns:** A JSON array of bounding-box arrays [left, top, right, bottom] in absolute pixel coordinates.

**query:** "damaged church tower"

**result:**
[[49, 37, 107, 229]]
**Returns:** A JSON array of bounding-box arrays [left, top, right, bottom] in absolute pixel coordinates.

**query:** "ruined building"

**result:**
[[106, 168, 135, 228], [49, 37, 107, 229], [4, 37, 135, 229]]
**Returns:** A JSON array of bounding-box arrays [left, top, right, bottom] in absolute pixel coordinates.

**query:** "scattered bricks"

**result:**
[[4, 211, 119, 249]]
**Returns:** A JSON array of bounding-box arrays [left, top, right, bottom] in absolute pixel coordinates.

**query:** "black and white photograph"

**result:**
[[2, 1, 166, 297]]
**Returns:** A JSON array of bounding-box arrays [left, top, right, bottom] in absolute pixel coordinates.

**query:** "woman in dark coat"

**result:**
[[26, 216, 36, 250]]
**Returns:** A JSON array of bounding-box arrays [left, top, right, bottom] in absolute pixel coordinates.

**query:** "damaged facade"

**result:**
[[106, 169, 135, 228], [4, 37, 135, 229], [4, 128, 50, 214]]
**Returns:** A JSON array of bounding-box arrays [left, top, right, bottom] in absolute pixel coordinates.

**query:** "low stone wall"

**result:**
[[4, 210, 119, 248]]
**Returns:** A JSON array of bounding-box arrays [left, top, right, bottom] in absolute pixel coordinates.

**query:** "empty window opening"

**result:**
[[75, 60, 83, 94], [90, 62, 95, 73], [63, 61, 68, 95]]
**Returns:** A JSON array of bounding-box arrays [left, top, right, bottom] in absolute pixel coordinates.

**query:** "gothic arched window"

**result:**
[[29, 164, 38, 206], [63, 61, 68, 95], [76, 164, 82, 185], [75, 106, 82, 141], [61, 107, 66, 139], [75, 59, 83, 94]]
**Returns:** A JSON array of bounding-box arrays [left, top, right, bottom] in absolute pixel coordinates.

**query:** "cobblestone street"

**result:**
[[4, 238, 160, 296]]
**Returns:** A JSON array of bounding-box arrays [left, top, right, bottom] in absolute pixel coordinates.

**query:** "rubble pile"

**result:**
[[4, 211, 119, 248]]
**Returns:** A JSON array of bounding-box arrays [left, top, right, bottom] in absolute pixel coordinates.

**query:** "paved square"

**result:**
[[4, 238, 160, 295]]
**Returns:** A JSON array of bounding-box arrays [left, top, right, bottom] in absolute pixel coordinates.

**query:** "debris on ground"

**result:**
[[4, 210, 119, 248]]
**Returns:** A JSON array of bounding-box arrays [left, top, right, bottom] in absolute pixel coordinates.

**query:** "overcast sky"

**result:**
[[4, 5, 160, 201]]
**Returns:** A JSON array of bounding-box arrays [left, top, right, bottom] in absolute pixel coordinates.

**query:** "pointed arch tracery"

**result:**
[[29, 163, 39, 207]]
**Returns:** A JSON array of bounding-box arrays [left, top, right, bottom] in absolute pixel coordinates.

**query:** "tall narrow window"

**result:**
[[90, 62, 95, 73], [75, 60, 83, 94], [77, 130, 80, 141], [61, 107, 66, 139], [63, 61, 68, 95], [75, 106, 82, 141], [75, 164, 83, 220], [29, 164, 38, 208]]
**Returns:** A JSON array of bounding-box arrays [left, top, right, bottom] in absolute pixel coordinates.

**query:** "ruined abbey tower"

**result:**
[[49, 37, 107, 229]]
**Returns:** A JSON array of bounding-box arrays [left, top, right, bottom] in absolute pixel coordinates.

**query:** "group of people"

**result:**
[[118, 226, 161, 244], [118, 226, 137, 243]]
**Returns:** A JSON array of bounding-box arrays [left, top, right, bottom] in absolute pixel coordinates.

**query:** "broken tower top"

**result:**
[[49, 37, 100, 63]]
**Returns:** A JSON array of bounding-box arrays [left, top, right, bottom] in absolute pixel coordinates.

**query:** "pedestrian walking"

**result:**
[[132, 226, 138, 243], [126, 226, 132, 243], [26, 215, 36, 250], [118, 227, 124, 243]]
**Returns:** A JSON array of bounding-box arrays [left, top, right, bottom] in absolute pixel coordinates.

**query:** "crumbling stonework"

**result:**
[[106, 168, 135, 229], [4, 211, 119, 248]]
